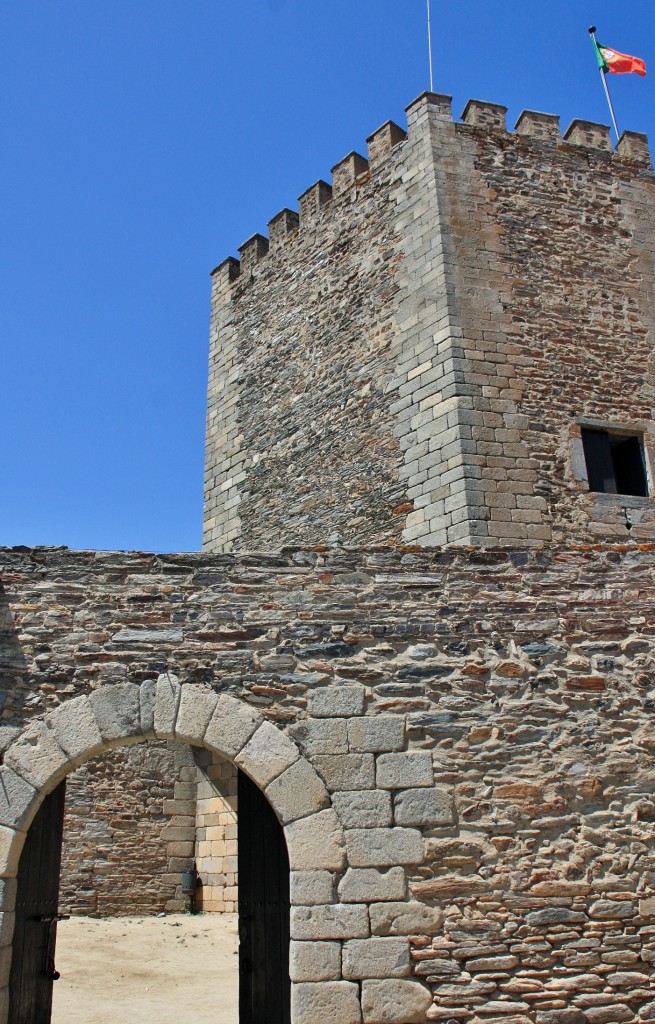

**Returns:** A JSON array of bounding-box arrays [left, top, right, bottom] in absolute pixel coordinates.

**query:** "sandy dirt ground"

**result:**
[[51, 914, 239, 1024]]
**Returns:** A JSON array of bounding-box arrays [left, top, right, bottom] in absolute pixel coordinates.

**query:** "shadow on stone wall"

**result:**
[[0, 580, 29, 750]]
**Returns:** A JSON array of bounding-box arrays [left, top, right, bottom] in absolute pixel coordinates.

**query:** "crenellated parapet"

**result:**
[[211, 93, 653, 290]]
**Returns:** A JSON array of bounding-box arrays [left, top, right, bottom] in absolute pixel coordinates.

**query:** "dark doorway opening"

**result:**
[[238, 771, 291, 1024], [9, 783, 67, 1024], [8, 760, 291, 1024]]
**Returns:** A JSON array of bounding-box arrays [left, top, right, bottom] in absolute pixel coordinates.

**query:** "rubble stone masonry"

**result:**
[[2, 543, 655, 1020], [59, 742, 195, 916], [205, 93, 655, 551]]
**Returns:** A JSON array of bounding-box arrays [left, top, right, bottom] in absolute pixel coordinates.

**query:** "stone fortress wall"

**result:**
[[2, 89, 655, 1024], [1, 544, 655, 1022], [205, 92, 655, 553]]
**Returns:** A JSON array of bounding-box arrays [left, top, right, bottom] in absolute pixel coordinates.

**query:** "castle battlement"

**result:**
[[212, 93, 652, 288], [204, 91, 655, 556]]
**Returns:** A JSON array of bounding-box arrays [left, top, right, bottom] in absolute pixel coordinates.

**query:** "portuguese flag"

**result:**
[[593, 38, 646, 76]]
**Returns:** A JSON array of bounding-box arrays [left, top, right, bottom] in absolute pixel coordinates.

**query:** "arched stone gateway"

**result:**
[[0, 679, 433, 1024]]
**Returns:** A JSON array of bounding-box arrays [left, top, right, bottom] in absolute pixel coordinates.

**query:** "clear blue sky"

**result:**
[[2, 1, 653, 553]]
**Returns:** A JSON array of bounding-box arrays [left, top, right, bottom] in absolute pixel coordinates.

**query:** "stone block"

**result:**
[[289, 941, 342, 982], [291, 982, 362, 1024], [338, 868, 407, 903], [461, 99, 508, 130], [290, 719, 348, 756], [346, 828, 423, 867], [291, 904, 370, 940], [285, 809, 346, 871], [514, 109, 561, 142], [0, 767, 38, 831], [332, 151, 368, 195], [411, 875, 491, 899], [308, 686, 366, 719], [298, 180, 333, 224], [175, 685, 219, 744], [139, 679, 156, 736], [366, 120, 407, 165], [393, 787, 454, 827], [48, 696, 104, 763], [0, 827, 23, 876], [290, 871, 336, 906], [343, 938, 410, 979], [0, 729, 19, 757], [369, 901, 442, 936], [640, 897, 655, 918], [0, 947, 11, 988], [0, 915, 14, 948], [165, 840, 195, 858], [235, 721, 299, 787], [617, 130, 652, 166], [268, 208, 299, 247], [265, 759, 330, 824], [348, 718, 405, 753], [154, 673, 181, 738], [4, 722, 69, 791], [238, 233, 269, 274], [564, 118, 612, 152], [204, 694, 261, 758], [89, 684, 141, 745], [314, 754, 375, 791], [588, 899, 634, 920], [376, 752, 433, 789], [333, 791, 393, 829], [0, 879, 16, 912], [525, 907, 586, 926], [361, 978, 432, 1024], [584, 1007, 632, 1024]]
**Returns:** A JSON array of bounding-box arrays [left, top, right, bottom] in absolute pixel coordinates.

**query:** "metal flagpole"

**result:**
[[427, 0, 434, 92], [588, 26, 621, 144]]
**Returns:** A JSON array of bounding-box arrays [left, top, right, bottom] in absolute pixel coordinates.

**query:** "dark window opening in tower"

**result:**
[[581, 427, 649, 497]]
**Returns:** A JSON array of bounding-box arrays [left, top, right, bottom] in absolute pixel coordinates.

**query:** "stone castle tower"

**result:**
[[204, 92, 655, 552]]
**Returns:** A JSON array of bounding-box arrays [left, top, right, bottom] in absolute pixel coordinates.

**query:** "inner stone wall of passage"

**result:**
[[59, 744, 239, 917], [194, 751, 238, 913], [59, 742, 195, 916]]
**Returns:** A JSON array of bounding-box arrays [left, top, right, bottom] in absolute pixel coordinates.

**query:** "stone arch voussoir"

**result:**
[[0, 678, 346, 887]]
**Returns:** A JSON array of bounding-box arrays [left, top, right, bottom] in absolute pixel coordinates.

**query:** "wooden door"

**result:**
[[238, 770, 290, 1024], [9, 781, 66, 1024]]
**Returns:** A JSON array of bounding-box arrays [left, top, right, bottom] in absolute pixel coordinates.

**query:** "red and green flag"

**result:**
[[592, 38, 647, 77]]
